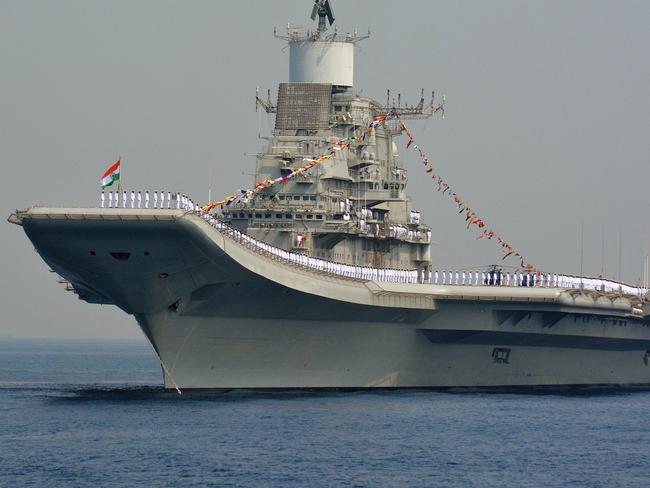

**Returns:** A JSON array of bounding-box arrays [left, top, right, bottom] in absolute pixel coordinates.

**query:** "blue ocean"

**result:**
[[1, 339, 649, 487]]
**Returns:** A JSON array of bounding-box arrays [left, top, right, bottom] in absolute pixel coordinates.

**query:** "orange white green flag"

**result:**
[[101, 159, 121, 189]]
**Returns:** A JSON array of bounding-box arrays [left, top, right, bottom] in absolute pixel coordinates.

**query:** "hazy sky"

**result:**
[[2, 0, 649, 339]]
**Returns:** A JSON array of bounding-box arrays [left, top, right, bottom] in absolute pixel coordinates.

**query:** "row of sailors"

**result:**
[[338, 198, 353, 213], [195, 210, 421, 283], [100, 191, 200, 211], [177, 204, 649, 294], [409, 210, 421, 224], [358, 220, 381, 236], [388, 225, 430, 242], [427, 270, 649, 295], [357, 219, 431, 243], [430, 270, 549, 287]]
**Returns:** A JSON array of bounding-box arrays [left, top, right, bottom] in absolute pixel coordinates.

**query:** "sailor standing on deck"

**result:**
[[100, 191, 105, 208], [145, 191, 150, 209], [137, 191, 142, 209], [129, 191, 134, 208], [153, 191, 158, 208], [108, 191, 113, 208]]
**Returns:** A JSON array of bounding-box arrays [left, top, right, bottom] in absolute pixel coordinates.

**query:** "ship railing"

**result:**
[[199, 212, 649, 297], [99, 189, 195, 210], [197, 209, 650, 295], [194, 208, 420, 283], [423, 270, 649, 298], [95, 191, 650, 295]]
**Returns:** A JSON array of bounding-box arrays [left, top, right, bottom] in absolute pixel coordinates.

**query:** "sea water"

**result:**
[[1, 339, 649, 487]]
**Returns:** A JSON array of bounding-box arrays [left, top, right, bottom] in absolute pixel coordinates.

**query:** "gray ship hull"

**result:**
[[13, 207, 650, 389]]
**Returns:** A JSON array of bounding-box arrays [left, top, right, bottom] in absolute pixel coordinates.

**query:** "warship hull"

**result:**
[[13, 207, 650, 389]]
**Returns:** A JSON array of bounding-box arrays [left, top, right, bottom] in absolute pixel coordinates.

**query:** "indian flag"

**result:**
[[101, 159, 121, 189]]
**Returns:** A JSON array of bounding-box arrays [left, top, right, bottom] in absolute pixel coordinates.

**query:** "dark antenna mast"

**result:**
[[310, 0, 335, 34]]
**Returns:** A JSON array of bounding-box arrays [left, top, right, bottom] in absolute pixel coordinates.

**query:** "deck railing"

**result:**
[[97, 190, 650, 296]]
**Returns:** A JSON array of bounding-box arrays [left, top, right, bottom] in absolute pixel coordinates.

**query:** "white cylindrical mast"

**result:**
[[289, 40, 354, 87]]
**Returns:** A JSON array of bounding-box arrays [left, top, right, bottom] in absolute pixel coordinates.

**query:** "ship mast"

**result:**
[[311, 0, 334, 36]]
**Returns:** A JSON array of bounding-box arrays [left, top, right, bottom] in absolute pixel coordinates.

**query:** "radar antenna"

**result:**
[[378, 89, 446, 120], [310, 0, 335, 34]]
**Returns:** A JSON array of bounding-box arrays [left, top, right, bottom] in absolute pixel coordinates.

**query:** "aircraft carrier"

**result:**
[[9, 1, 650, 390]]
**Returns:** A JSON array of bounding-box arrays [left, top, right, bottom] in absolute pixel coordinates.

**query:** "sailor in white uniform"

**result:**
[[107, 191, 113, 208], [129, 191, 134, 208], [100, 191, 105, 208], [145, 191, 150, 209], [137, 191, 142, 209]]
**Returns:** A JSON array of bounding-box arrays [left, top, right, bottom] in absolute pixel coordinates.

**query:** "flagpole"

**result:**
[[117, 154, 122, 194], [208, 166, 212, 203]]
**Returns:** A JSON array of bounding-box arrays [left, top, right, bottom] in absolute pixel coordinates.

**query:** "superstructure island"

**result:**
[[9, 1, 650, 391]]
